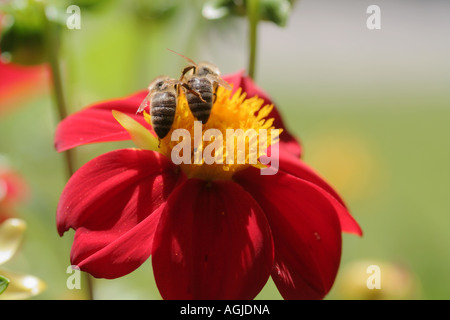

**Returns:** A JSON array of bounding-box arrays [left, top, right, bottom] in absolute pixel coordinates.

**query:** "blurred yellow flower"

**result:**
[[305, 129, 386, 203], [0, 218, 46, 299], [333, 260, 421, 300]]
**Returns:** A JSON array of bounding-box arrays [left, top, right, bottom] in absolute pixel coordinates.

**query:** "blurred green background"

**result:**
[[0, 0, 449, 299]]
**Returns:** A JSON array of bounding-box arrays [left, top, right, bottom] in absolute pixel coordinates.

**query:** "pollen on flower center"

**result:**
[[146, 87, 281, 180]]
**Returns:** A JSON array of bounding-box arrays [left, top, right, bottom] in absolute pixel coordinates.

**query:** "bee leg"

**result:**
[[212, 81, 219, 103], [179, 65, 196, 81], [180, 83, 207, 103], [158, 139, 161, 148]]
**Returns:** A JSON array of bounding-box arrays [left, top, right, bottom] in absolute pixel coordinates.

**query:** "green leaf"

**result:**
[[260, 0, 292, 27], [0, 0, 49, 65], [202, 0, 295, 27], [132, 0, 179, 21], [202, 0, 235, 20], [0, 276, 10, 295], [0, 270, 46, 299]]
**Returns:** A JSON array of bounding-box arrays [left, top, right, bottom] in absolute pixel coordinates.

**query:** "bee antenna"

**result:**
[[167, 48, 198, 67]]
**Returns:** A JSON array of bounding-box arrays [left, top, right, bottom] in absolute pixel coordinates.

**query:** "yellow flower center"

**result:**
[[113, 87, 281, 181]]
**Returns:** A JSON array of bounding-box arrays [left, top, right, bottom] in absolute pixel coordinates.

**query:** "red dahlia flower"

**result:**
[[55, 71, 362, 300]]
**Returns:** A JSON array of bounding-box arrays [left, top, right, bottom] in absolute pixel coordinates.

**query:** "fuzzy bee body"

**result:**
[[168, 49, 232, 124], [137, 76, 180, 140], [150, 91, 177, 139], [185, 77, 214, 123], [137, 51, 231, 139], [137, 75, 207, 139]]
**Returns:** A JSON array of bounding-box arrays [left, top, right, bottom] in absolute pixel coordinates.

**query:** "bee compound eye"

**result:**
[[157, 81, 166, 88]]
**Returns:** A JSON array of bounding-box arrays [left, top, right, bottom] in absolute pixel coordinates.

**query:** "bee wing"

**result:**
[[137, 92, 152, 114], [217, 77, 232, 90], [167, 48, 198, 67], [206, 74, 232, 91]]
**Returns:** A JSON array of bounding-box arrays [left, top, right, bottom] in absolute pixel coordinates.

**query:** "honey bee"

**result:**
[[137, 75, 206, 139], [168, 49, 232, 124]]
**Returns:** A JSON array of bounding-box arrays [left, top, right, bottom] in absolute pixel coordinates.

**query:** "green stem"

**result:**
[[247, 0, 260, 80], [48, 50, 76, 176], [46, 20, 94, 301]]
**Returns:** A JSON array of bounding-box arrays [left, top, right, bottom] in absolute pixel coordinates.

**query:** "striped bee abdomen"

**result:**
[[186, 77, 213, 123], [150, 92, 177, 139]]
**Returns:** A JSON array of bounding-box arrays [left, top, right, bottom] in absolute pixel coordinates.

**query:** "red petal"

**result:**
[[152, 179, 274, 300], [223, 71, 302, 158], [235, 168, 342, 299], [56, 149, 183, 278], [54, 91, 153, 152], [278, 151, 362, 236]]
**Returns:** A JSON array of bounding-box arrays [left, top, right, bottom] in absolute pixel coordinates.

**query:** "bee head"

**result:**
[[148, 75, 172, 91], [196, 62, 221, 77]]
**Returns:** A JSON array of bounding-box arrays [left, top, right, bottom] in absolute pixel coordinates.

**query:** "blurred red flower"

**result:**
[[0, 165, 29, 223], [0, 61, 48, 115], [55, 71, 361, 299], [0, 14, 48, 116]]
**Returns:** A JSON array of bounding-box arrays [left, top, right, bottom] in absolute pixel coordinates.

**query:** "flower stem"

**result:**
[[48, 51, 76, 176], [46, 18, 74, 176], [247, 0, 260, 80], [46, 19, 94, 301]]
